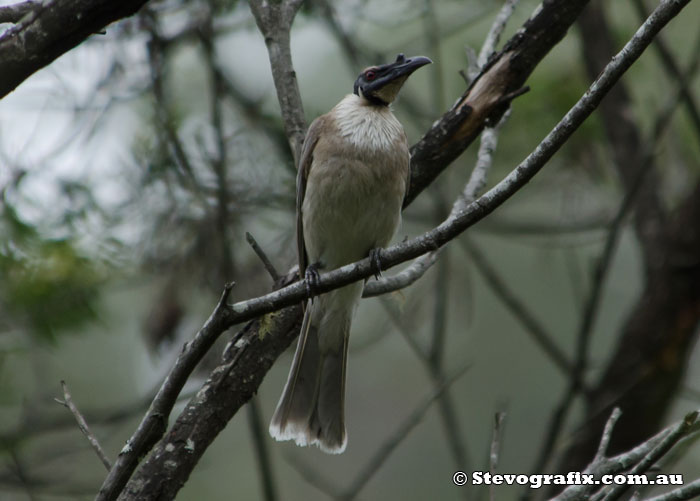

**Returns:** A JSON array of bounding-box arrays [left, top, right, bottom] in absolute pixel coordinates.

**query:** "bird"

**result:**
[[269, 54, 432, 453]]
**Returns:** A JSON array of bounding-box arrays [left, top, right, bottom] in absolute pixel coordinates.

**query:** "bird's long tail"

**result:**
[[269, 283, 362, 454]]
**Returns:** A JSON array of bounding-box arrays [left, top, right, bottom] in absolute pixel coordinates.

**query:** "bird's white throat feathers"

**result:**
[[332, 94, 405, 152]]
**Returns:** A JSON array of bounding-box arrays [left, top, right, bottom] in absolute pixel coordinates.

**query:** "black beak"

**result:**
[[384, 54, 432, 81], [354, 53, 432, 104]]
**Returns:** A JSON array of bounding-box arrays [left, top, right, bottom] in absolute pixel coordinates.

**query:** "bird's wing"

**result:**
[[296, 115, 325, 278]]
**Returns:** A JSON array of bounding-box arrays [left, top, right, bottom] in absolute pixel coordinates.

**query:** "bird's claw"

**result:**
[[369, 248, 383, 280], [305, 263, 321, 300]]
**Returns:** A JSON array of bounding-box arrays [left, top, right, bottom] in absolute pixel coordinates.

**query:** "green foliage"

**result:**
[[0, 206, 102, 344]]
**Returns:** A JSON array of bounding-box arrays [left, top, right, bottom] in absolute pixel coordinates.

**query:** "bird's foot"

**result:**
[[368, 248, 383, 280], [304, 262, 322, 300]]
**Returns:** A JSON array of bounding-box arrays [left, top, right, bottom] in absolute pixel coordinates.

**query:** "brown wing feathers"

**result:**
[[296, 117, 325, 279]]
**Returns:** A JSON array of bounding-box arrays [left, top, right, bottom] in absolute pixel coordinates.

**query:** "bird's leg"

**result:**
[[304, 262, 322, 300], [368, 248, 383, 280]]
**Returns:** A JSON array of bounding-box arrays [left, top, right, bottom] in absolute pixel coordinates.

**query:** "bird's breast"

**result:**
[[302, 104, 409, 269]]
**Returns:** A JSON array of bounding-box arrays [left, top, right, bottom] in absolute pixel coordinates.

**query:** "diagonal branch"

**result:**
[[96, 283, 238, 501], [0, 0, 38, 24], [55, 380, 112, 471], [405, 0, 593, 206], [0, 0, 152, 98], [477, 0, 521, 69]]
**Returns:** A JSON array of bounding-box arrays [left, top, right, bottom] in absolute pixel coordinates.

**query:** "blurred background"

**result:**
[[0, 0, 698, 499]]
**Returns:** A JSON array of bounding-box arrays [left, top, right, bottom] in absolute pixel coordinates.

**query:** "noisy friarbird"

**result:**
[[269, 54, 432, 453]]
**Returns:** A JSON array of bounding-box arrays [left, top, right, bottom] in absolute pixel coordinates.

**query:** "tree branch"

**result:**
[[0, 0, 152, 98], [405, 0, 593, 206], [0, 0, 38, 24], [96, 283, 239, 501], [362, 250, 439, 298], [552, 410, 699, 501], [248, 0, 307, 164], [477, 0, 520, 69]]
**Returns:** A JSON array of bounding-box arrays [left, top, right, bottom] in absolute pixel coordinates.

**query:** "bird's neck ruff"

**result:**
[[332, 94, 403, 152]]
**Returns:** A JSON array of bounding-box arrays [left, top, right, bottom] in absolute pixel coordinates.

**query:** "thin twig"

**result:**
[[451, 110, 510, 216], [477, 0, 521, 68], [56, 380, 112, 471], [1, 381, 198, 450], [246, 232, 280, 281], [594, 407, 622, 462], [363, 250, 440, 297], [465, 0, 519, 83]]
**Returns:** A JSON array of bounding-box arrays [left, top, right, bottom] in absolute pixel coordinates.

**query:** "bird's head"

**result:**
[[353, 53, 432, 106]]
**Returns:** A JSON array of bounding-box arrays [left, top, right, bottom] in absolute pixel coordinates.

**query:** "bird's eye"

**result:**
[[365, 70, 376, 81]]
